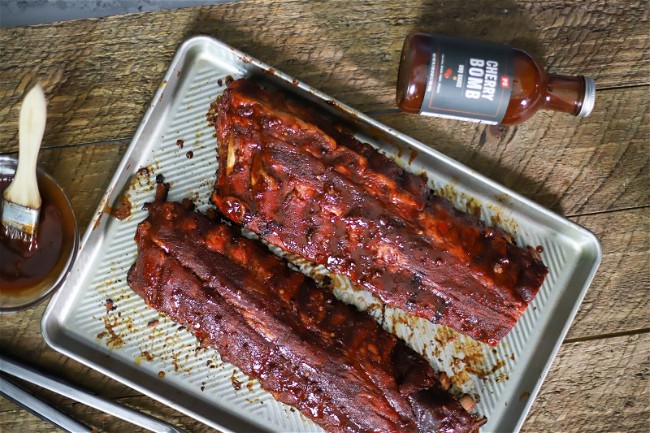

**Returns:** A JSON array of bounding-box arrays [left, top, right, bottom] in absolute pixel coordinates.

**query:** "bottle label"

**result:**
[[420, 35, 514, 124]]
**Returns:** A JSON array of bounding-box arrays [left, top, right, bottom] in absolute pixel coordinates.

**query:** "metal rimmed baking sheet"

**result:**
[[42, 35, 601, 433]]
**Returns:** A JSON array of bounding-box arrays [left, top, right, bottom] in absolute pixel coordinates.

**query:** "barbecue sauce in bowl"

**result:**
[[0, 157, 77, 312]]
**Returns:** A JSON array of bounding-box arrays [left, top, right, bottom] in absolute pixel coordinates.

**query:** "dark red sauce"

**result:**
[[212, 79, 548, 346], [111, 194, 132, 220], [0, 175, 66, 293], [176, 139, 184, 149], [105, 298, 117, 312]]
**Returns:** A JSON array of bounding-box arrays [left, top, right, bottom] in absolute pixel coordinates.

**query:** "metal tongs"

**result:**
[[0, 354, 181, 433]]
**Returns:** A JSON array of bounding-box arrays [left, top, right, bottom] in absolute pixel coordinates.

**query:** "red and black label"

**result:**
[[421, 35, 514, 124]]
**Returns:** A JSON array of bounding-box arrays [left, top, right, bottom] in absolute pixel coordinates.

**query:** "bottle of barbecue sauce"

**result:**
[[396, 33, 596, 125]]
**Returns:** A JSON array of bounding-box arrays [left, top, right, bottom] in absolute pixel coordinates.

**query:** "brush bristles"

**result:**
[[2, 225, 39, 253], [1, 200, 40, 250], [3, 224, 37, 244]]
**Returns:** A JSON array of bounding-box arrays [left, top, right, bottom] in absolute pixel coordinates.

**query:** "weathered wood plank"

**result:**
[[565, 208, 650, 340], [2, 332, 646, 433], [522, 333, 650, 433], [0, 3, 647, 432], [0, 202, 645, 366], [373, 86, 649, 216], [37, 141, 128, 231], [0, 300, 140, 416], [1, 165, 644, 430], [0, 0, 648, 152], [3, 85, 646, 222], [0, 147, 645, 364]]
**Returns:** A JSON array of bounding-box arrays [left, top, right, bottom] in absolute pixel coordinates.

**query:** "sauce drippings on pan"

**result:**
[[0, 175, 65, 293], [110, 194, 132, 221]]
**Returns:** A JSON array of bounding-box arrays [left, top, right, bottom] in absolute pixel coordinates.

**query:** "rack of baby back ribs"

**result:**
[[128, 78, 548, 433]]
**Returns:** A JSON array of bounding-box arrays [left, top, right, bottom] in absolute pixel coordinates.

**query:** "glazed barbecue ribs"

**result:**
[[127, 200, 484, 433], [212, 79, 548, 346]]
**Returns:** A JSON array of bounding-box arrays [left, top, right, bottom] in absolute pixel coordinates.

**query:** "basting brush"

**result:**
[[1, 84, 47, 251]]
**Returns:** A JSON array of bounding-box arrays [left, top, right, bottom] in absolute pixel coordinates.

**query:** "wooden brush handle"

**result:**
[[5, 84, 46, 209]]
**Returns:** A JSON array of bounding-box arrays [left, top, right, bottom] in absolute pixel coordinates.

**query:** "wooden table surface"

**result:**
[[0, 1, 648, 432]]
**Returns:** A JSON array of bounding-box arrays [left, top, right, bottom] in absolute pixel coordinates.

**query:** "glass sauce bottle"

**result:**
[[396, 33, 596, 125]]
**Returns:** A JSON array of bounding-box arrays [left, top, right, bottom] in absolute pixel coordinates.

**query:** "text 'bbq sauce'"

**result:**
[[396, 33, 596, 125]]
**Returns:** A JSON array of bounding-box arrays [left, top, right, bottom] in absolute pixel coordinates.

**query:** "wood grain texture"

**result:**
[[373, 86, 649, 217], [0, 208, 646, 431], [36, 141, 130, 230], [0, 1, 647, 433], [522, 333, 650, 433], [3, 86, 646, 223], [565, 208, 650, 340], [0, 141, 130, 230], [0, 0, 648, 152], [0, 148, 644, 347], [2, 328, 647, 433]]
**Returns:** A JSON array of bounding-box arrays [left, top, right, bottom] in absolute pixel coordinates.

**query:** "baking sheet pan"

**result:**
[[42, 35, 601, 433]]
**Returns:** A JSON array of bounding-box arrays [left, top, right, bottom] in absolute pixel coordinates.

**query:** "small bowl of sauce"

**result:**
[[0, 155, 78, 313]]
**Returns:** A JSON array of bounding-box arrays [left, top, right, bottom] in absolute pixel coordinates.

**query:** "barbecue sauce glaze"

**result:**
[[0, 175, 69, 295], [213, 79, 548, 346]]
